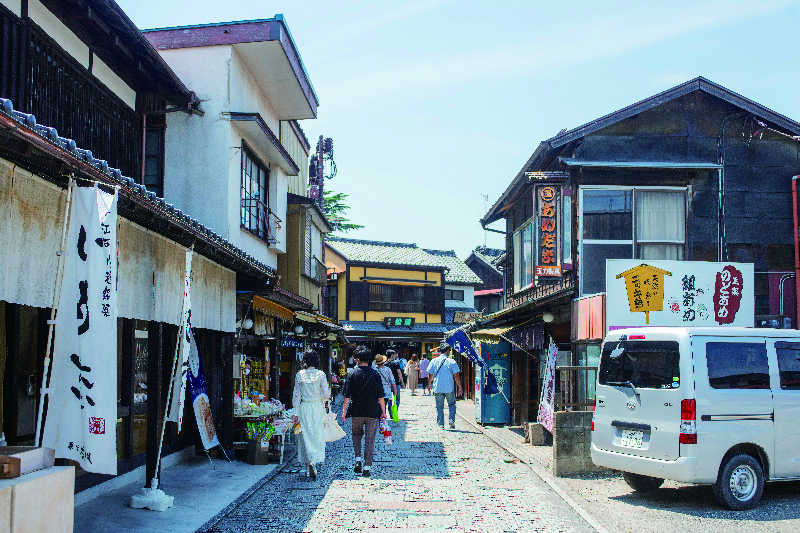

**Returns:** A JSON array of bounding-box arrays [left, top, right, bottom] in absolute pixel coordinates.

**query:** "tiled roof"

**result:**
[[474, 246, 505, 261], [0, 97, 276, 280], [444, 305, 478, 325], [424, 249, 483, 285], [327, 237, 439, 268], [326, 237, 481, 285], [340, 321, 450, 334]]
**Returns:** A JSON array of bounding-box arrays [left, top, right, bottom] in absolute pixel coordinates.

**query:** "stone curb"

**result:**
[[455, 410, 613, 533], [194, 449, 299, 533]]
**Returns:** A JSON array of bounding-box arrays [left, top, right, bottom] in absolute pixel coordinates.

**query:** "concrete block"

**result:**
[[553, 427, 584, 458], [526, 423, 549, 446], [553, 457, 583, 477], [553, 410, 593, 429]]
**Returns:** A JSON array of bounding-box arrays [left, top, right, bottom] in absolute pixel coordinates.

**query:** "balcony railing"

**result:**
[[507, 269, 576, 310], [241, 196, 281, 245], [555, 366, 598, 412], [310, 257, 326, 286]]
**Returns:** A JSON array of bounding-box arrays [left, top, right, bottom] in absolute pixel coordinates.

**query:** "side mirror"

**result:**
[[609, 347, 625, 359]]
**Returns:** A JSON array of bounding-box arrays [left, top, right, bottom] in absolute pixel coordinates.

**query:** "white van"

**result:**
[[591, 327, 800, 510]]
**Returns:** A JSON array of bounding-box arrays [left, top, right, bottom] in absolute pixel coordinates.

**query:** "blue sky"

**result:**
[[119, 0, 800, 259]]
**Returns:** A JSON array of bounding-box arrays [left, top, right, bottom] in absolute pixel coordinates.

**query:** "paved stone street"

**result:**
[[201, 391, 594, 533]]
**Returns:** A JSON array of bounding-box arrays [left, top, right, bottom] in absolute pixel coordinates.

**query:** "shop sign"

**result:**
[[606, 259, 754, 330], [383, 317, 415, 328], [282, 336, 304, 348], [536, 185, 560, 277], [311, 340, 328, 350], [453, 311, 482, 323], [43, 185, 118, 474]]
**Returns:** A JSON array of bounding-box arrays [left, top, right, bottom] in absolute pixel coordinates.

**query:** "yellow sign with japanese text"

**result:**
[[616, 264, 672, 324]]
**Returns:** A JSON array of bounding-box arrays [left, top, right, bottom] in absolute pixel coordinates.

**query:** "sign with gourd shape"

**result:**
[[615, 264, 672, 324]]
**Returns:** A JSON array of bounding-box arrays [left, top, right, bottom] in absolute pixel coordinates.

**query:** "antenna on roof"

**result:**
[[481, 194, 489, 247]]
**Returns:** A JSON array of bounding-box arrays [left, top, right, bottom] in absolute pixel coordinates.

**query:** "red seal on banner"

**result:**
[[89, 417, 106, 434]]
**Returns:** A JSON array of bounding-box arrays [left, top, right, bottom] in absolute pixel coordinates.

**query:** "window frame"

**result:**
[[444, 289, 465, 301], [513, 216, 535, 293], [240, 141, 272, 243], [578, 185, 689, 296], [368, 283, 425, 313]]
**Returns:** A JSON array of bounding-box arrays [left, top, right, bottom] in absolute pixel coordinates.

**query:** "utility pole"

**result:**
[[309, 135, 335, 316]]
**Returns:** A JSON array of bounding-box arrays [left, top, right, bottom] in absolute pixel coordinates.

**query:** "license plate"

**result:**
[[620, 429, 644, 449]]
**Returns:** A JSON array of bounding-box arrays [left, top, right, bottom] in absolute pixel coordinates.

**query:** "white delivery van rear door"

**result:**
[[594, 335, 683, 461], [693, 336, 774, 477]]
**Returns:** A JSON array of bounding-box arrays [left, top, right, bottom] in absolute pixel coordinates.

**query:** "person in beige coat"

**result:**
[[405, 354, 420, 395]]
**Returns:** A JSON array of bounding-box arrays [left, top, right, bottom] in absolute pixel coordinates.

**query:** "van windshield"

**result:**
[[599, 341, 680, 389]]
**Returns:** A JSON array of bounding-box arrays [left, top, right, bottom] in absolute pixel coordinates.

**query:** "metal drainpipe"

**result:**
[[793, 176, 800, 329]]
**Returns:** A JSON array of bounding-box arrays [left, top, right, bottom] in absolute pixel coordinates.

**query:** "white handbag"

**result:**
[[323, 402, 345, 442]]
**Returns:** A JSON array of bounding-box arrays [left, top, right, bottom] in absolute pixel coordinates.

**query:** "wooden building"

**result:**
[[478, 77, 800, 425]]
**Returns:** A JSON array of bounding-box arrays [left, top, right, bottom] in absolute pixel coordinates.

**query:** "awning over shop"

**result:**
[[252, 295, 294, 322], [295, 310, 317, 323], [470, 327, 512, 342]]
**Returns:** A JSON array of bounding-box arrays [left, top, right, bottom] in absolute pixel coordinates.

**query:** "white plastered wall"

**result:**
[[28, 0, 89, 68], [445, 284, 475, 308], [160, 44, 290, 270], [91, 57, 136, 109]]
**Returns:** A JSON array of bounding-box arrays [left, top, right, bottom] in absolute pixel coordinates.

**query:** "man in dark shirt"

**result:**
[[385, 349, 405, 407], [342, 345, 386, 477]]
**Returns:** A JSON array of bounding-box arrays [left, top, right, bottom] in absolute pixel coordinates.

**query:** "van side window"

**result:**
[[775, 341, 800, 390], [706, 342, 769, 389]]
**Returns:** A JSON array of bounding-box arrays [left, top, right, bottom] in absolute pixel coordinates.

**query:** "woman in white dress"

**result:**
[[291, 350, 329, 479]]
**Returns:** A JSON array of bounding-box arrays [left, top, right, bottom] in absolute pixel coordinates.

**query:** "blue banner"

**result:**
[[445, 329, 483, 366], [188, 328, 220, 450]]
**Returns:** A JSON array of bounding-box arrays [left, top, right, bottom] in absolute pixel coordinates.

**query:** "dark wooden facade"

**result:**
[[481, 78, 800, 425]]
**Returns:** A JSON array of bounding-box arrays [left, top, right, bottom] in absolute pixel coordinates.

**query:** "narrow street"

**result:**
[[201, 391, 593, 533]]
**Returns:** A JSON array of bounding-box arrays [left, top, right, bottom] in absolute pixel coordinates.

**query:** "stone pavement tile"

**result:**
[[203, 391, 594, 533]]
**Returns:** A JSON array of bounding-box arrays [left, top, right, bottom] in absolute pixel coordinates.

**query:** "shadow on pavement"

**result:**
[[202, 399, 452, 532], [608, 479, 800, 522]]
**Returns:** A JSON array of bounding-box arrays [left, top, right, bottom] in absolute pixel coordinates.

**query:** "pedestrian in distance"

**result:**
[[418, 353, 431, 396], [372, 354, 397, 413], [291, 350, 330, 479], [427, 343, 463, 430], [342, 346, 387, 477], [385, 349, 405, 407], [405, 354, 420, 395], [398, 353, 408, 382]]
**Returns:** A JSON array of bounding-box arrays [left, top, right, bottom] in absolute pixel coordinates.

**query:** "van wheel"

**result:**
[[622, 472, 664, 493], [713, 454, 764, 511]]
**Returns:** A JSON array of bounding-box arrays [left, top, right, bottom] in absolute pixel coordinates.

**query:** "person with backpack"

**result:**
[[342, 346, 387, 477], [426, 342, 463, 430]]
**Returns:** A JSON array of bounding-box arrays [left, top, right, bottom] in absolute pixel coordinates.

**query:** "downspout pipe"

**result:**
[[793, 176, 800, 329]]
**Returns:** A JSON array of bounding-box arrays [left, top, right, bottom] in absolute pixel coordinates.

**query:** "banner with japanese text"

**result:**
[[165, 249, 192, 430], [606, 259, 754, 330], [188, 328, 219, 450], [43, 185, 118, 474], [537, 337, 558, 433]]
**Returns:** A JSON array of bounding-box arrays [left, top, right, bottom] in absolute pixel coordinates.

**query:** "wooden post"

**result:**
[[145, 321, 163, 487], [220, 332, 236, 452]]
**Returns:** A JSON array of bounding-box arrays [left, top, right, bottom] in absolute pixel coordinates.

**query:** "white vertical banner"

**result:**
[[165, 249, 192, 430], [43, 185, 118, 475], [537, 337, 558, 434]]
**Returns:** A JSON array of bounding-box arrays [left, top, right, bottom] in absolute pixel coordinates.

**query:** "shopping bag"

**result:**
[[323, 403, 345, 442], [390, 395, 399, 423]]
